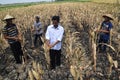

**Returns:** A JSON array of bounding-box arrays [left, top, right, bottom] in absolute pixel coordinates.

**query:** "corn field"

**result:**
[[0, 2, 120, 80], [92, 0, 120, 3]]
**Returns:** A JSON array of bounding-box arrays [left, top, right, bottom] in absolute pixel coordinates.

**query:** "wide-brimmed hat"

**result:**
[[2, 14, 15, 21], [103, 14, 114, 20]]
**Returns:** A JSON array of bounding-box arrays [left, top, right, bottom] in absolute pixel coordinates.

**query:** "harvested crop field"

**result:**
[[0, 2, 120, 80]]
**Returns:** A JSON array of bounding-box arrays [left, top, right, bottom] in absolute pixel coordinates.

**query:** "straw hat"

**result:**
[[103, 14, 114, 20], [3, 14, 15, 21]]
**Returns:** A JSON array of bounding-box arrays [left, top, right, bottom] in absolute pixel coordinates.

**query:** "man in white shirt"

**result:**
[[32, 16, 43, 48], [45, 16, 64, 70]]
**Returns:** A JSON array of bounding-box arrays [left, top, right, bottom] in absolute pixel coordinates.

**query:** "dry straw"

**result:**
[[28, 70, 34, 80], [32, 69, 40, 80], [0, 2, 119, 80], [28, 61, 43, 80]]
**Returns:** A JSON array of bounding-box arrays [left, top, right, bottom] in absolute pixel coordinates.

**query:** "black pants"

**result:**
[[10, 41, 23, 64], [98, 35, 109, 52], [34, 34, 43, 47], [49, 49, 61, 69]]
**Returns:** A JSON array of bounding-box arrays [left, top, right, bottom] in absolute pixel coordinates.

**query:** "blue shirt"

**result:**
[[100, 21, 113, 40]]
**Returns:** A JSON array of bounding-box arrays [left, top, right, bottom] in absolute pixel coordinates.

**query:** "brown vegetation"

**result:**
[[0, 2, 120, 80]]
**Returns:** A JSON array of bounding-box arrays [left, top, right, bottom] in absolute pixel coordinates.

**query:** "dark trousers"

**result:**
[[10, 41, 23, 64], [98, 36, 109, 52], [34, 34, 43, 47], [49, 49, 61, 69]]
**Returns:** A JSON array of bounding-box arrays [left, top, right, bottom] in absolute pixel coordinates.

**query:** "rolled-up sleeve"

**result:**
[[57, 27, 64, 41], [45, 27, 50, 40]]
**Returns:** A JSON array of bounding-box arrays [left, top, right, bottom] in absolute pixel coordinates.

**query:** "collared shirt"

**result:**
[[100, 21, 113, 40], [45, 24, 64, 50], [34, 21, 43, 34], [2, 24, 18, 44]]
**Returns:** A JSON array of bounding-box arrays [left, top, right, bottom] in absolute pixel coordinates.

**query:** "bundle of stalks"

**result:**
[[28, 61, 44, 80]]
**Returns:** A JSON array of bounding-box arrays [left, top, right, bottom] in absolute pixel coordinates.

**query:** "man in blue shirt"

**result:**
[[97, 14, 113, 52]]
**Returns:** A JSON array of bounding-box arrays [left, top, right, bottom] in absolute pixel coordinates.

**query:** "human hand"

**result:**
[[14, 36, 22, 41], [31, 29, 34, 32], [94, 28, 99, 32], [48, 44, 55, 48], [14, 37, 19, 41]]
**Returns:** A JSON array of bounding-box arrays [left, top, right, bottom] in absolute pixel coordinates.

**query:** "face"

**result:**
[[6, 19, 13, 25], [52, 20, 58, 28], [35, 18, 39, 22], [104, 17, 110, 21]]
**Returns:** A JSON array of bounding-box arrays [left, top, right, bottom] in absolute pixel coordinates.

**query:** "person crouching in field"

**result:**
[[97, 14, 113, 52], [2, 15, 23, 64], [31, 16, 43, 48], [45, 16, 64, 70]]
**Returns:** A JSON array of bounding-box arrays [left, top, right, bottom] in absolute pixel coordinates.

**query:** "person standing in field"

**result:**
[[31, 16, 43, 48], [97, 14, 113, 52], [2, 15, 23, 64], [45, 16, 64, 70]]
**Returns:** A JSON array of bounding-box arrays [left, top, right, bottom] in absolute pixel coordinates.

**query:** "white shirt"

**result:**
[[34, 21, 43, 34], [45, 24, 64, 50]]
